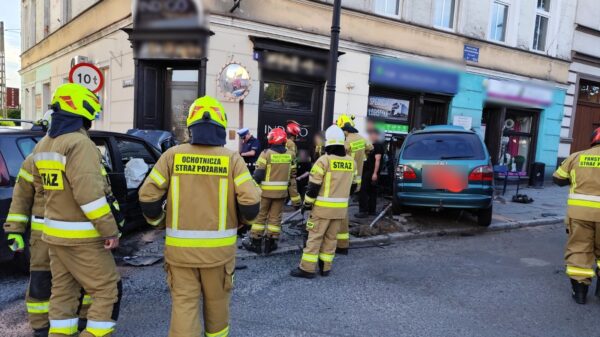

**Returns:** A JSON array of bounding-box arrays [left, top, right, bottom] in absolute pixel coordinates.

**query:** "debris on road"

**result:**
[[123, 255, 163, 267]]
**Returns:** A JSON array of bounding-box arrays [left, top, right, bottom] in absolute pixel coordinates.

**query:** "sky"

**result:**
[[1, 0, 21, 89]]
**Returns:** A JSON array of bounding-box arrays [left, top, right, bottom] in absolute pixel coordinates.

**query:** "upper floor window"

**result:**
[[374, 0, 400, 17], [532, 0, 550, 51], [489, 1, 509, 42], [433, 0, 456, 29]]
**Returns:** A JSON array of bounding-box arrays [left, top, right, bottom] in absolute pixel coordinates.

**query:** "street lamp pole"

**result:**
[[323, 0, 342, 128]]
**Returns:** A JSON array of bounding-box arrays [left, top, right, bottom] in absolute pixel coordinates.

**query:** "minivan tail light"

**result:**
[[0, 153, 9, 186], [469, 165, 494, 182], [397, 165, 417, 180]]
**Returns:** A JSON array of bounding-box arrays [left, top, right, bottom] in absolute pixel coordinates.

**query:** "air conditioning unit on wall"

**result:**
[[70, 56, 90, 68]]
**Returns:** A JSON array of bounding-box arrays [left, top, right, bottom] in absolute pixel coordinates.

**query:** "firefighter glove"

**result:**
[[7, 233, 25, 252]]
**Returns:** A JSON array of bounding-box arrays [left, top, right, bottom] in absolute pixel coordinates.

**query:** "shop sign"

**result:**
[[463, 45, 479, 63], [485, 79, 553, 107], [452, 115, 473, 130], [367, 96, 410, 123], [374, 122, 409, 134], [138, 40, 203, 60], [370, 56, 459, 95], [133, 0, 205, 28], [254, 50, 327, 78], [218, 63, 251, 102]]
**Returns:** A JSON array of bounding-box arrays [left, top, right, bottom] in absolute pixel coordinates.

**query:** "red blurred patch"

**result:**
[[423, 166, 467, 193]]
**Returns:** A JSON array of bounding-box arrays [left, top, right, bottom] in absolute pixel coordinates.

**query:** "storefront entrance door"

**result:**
[[572, 80, 600, 153], [258, 78, 324, 152], [165, 69, 199, 142]]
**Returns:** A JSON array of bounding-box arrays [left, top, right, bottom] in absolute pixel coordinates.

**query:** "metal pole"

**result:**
[[323, 0, 342, 128]]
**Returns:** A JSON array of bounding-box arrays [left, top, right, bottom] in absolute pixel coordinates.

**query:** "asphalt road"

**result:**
[[1, 224, 599, 337]]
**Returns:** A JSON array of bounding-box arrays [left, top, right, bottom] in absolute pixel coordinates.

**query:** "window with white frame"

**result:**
[[433, 0, 456, 29], [532, 0, 550, 51], [374, 0, 400, 17], [489, 1, 509, 42]]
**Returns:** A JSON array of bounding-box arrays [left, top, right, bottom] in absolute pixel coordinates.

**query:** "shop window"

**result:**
[[433, 0, 456, 29], [489, 1, 509, 42], [578, 80, 600, 105], [374, 0, 400, 16], [499, 111, 534, 173], [262, 82, 313, 112], [167, 69, 198, 142], [532, 0, 550, 51]]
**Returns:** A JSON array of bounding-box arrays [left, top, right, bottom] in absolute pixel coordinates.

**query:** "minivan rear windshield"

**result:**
[[402, 132, 486, 160]]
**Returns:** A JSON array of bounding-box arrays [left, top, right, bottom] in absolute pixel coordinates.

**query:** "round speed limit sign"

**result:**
[[69, 63, 104, 93]]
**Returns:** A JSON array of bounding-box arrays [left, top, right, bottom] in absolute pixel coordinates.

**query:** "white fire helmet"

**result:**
[[324, 125, 345, 147]]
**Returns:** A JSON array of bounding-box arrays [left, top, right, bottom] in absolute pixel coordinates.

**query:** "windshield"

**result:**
[[402, 132, 486, 160]]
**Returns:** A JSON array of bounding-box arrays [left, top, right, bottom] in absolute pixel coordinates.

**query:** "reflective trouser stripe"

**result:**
[[26, 301, 49, 314], [290, 195, 301, 203], [267, 225, 281, 233], [147, 213, 165, 226], [319, 253, 334, 262], [251, 224, 265, 231], [44, 219, 101, 239], [234, 172, 252, 186], [304, 196, 315, 204], [82, 294, 93, 305], [597, 260, 600, 269], [566, 265, 595, 278], [337, 233, 349, 240], [149, 169, 166, 186], [301, 253, 318, 263], [7, 214, 28, 223], [86, 320, 116, 337], [165, 228, 238, 248], [80, 196, 111, 220], [49, 318, 79, 335], [206, 325, 229, 337], [18, 168, 34, 182]]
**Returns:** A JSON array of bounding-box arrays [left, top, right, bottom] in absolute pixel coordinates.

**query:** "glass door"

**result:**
[[165, 68, 199, 142]]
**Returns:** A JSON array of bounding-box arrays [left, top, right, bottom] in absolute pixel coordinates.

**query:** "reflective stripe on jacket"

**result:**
[[344, 132, 373, 187], [139, 144, 262, 268], [553, 145, 600, 222]]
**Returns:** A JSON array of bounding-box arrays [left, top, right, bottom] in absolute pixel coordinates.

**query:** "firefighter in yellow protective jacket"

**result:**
[[139, 96, 261, 337], [28, 83, 122, 337], [243, 127, 299, 255], [291, 125, 358, 278], [336, 114, 373, 254], [286, 120, 302, 206], [553, 127, 600, 305]]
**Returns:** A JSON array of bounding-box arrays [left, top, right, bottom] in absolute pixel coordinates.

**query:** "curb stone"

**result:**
[[236, 216, 564, 258]]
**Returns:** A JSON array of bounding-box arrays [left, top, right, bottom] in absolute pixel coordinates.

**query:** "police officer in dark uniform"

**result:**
[[238, 128, 261, 174]]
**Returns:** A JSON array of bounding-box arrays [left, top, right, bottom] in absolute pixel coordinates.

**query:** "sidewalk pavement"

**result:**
[[118, 183, 569, 263]]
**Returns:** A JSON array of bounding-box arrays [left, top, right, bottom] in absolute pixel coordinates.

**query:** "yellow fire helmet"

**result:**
[[336, 114, 355, 129], [51, 83, 101, 121], [186, 96, 228, 129]]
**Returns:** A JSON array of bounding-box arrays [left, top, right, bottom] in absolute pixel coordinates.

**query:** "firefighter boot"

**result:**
[[264, 238, 278, 255], [336, 247, 348, 255], [33, 328, 49, 337], [318, 260, 330, 277], [290, 268, 316, 279], [242, 237, 263, 255], [571, 279, 589, 304]]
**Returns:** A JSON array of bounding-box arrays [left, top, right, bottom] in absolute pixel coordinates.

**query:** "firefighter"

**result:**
[[286, 120, 302, 206], [553, 126, 600, 304], [291, 125, 358, 278], [139, 95, 261, 337], [242, 128, 299, 255], [27, 83, 122, 337], [336, 114, 373, 254]]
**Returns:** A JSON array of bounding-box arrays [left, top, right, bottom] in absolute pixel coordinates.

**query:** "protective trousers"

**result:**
[[565, 218, 600, 285], [300, 215, 340, 273], [27, 237, 92, 331], [250, 197, 285, 239], [337, 216, 350, 249], [165, 260, 235, 337], [48, 243, 121, 337]]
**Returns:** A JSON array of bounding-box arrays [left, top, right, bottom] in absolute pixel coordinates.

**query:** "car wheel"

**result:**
[[477, 206, 493, 227]]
